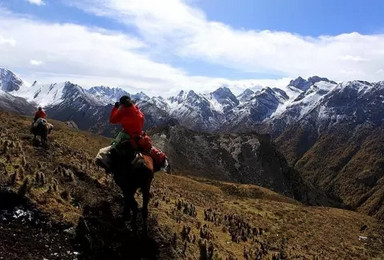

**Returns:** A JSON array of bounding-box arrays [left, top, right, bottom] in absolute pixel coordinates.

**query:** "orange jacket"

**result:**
[[109, 104, 144, 137], [34, 110, 47, 119]]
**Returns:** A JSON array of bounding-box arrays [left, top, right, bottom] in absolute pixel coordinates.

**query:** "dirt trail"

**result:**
[[0, 189, 165, 260], [0, 190, 75, 259]]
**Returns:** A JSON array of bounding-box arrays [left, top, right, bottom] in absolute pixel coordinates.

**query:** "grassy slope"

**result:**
[[291, 124, 384, 222], [0, 110, 383, 259]]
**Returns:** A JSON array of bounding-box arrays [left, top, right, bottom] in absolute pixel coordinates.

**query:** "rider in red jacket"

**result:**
[[109, 96, 144, 138], [34, 107, 47, 122], [106, 95, 170, 173]]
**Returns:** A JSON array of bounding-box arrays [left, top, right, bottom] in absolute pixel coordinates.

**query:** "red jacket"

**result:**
[[35, 110, 47, 119], [109, 104, 144, 137]]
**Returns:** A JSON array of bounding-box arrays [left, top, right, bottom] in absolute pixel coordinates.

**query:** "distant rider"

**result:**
[[31, 106, 53, 134], [34, 107, 47, 122]]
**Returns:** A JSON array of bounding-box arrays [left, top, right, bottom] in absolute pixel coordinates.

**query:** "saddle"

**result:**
[[31, 118, 54, 133], [95, 131, 169, 173]]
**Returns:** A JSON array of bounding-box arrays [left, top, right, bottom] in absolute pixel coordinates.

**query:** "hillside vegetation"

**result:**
[[276, 122, 384, 223], [0, 110, 383, 259]]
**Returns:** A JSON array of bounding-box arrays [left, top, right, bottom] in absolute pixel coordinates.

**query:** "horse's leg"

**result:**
[[43, 134, 47, 145], [141, 176, 153, 235], [122, 189, 131, 220], [142, 183, 150, 226], [123, 188, 138, 225]]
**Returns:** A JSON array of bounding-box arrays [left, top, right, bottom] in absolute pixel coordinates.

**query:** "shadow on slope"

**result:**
[[74, 201, 160, 260]]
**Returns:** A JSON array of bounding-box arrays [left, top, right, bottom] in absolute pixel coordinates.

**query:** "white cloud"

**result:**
[[30, 59, 43, 66], [339, 55, 368, 62], [26, 0, 45, 6], [70, 0, 384, 82], [0, 35, 16, 46], [2, 8, 278, 97]]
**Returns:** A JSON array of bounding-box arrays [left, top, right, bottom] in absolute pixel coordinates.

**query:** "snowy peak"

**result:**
[[62, 82, 104, 106], [316, 80, 384, 125], [138, 96, 169, 112], [12, 81, 103, 107], [212, 87, 237, 102], [255, 87, 289, 105], [210, 87, 239, 112], [308, 76, 336, 85], [288, 76, 309, 91], [88, 86, 151, 105], [288, 76, 335, 92], [226, 87, 290, 126], [0, 68, 25, 92], [237, 88, 255, 103], [168, 90, 187, 104], [272, 88, 289, 100], [87, 86, 129, 105], [168, 90, 208, 108], [293, 80, 337, 103], [15, 82, 67, 107], [131, 91, 150, 102], [186, 90, 200, 101]]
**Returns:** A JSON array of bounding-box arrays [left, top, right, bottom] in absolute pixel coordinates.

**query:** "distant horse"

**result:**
[[109, 140, 154, 232], [31, 118, 53, 145]]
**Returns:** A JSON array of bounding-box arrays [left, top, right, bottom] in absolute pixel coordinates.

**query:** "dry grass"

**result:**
[[149, 172, 384, 259]]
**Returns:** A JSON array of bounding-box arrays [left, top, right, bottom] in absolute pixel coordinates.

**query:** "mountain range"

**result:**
[[0, 67, 383, 222], [0, 68, 344, 133]]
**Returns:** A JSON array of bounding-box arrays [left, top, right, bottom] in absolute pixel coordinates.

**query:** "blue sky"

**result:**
[[1, 0, 384, 96], [196, 0, 384, 36], [4, 0, 384, 36]]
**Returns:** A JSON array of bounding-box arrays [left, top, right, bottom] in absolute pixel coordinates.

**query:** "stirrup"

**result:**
[[160, 158, 171, 173]]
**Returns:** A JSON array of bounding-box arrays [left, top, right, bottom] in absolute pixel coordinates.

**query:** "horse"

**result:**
[[109, 139, 154, 233], [31, 118, 53, 145]]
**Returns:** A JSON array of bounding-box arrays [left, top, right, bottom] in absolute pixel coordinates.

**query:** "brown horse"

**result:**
[[109, 140, 154, 232]]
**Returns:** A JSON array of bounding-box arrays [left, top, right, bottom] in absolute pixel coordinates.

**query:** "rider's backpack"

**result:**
[[135, 133, 152, 152]]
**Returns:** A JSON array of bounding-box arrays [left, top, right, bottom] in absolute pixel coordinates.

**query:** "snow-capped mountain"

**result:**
[[0, 90, 35, 115], [134, 96, 172, 129], [265, 79, 384, 137], [165, 87, 243, 131], [288, 76, 336, 92], [0, 68, 35, 115], [311, 80, 384, 130], [167, 90, 218, 130], [0, 67, 382, 139], [0, 68, 26, 92], [237, 88, 255, 103], [272, 80, 384, 222], [225, 87, 289, 129], [262, 78, 338, 136], [87, 86, 130, 105], [14, 81, 103, 108], [210, 87, 239, 113]]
